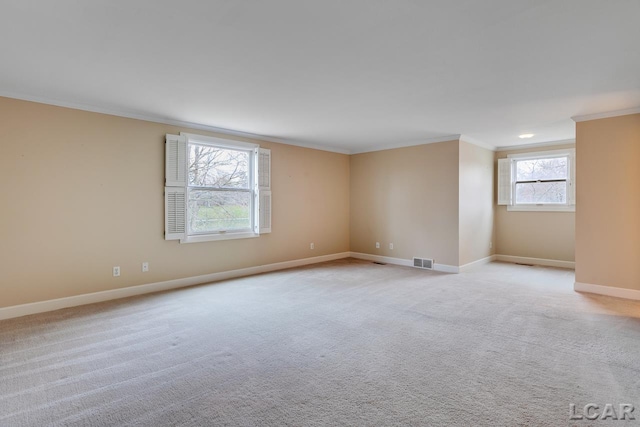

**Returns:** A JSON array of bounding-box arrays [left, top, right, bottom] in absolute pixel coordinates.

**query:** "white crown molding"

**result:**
[[575, 281, 640, 301], [350, 134, 462, 155], [572, 106, 640, 123], [495, 138, 575, 152], [0, 91, 351, 155], [0, 252, 352, 321], [459, 135, 496, 151], [12, 90, 629, 156]]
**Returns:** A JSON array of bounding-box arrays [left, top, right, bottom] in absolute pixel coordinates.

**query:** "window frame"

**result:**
[[186, 139, 257, 239], [180, 133, 260, 243], [501, 148, 575, 212]]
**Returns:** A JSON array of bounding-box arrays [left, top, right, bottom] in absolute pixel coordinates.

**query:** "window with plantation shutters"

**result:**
[[164, 133, 272, 242], [497, 148, 575, 212]]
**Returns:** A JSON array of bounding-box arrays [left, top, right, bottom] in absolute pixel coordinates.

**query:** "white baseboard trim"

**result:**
[[574, 282, 640, 301], [433, 264, 460, 274], [0, 252, 351, 321], [459, 255, 497, 273], [349, 252, 413, 267], [495, 254, 575, 270], [349, 252, 460, 273]]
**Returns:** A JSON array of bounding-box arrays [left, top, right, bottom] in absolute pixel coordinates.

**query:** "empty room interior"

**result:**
[[1, 1, 640, 426]]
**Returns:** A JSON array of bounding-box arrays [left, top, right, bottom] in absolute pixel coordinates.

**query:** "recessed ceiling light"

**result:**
[[519, 133, 535, 139]]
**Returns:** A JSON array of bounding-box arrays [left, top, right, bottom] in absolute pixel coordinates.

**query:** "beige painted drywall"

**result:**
[[459, 141, 494, 266], [494, 144, 576, 262], [575, 114, 640, 290], [0, 97, 350, 308], [350, 141, 461, 266]]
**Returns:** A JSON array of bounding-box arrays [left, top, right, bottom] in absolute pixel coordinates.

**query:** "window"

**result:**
[[164, 133, 271, 243], [498, 148, 575, 211]]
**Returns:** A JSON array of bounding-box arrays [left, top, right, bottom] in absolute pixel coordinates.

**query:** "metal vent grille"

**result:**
[[412, 257, 434, 270]]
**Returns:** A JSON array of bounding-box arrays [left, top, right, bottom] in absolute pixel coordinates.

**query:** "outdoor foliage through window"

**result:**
[[515, 157, 568, 204], [187, 144, 251, 233]]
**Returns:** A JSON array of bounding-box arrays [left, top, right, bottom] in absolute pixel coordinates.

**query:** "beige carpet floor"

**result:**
[[1, 259, 640, 426]]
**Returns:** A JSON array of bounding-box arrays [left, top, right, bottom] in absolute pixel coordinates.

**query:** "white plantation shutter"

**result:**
[[165, 187, 186, 240], [259, 191, 272, 233], [259, 148, 271, 189], [258, 148, 271, 233], [165, 134, 187, 187], [497, 158, 512, 205], [165, 134, 187, 240]]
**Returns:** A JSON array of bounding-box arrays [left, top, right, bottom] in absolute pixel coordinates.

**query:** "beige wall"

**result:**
[[350, 141, 461, 266], [2, 95, 594, 309], [575, 114, 640, 290], [459, 141, 495, 265], [494, 144, 576, 262], [0, 97, 350, 308]]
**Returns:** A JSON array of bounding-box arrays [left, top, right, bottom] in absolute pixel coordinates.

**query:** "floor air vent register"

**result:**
[[413, 257, 434, 270]]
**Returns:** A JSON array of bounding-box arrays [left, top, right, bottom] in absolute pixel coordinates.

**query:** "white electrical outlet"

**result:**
[[142, 262, 149, 272], [375, 242, 380, 249], [113, 266, 120, 277], [389, 243, 394, 250], [310, 243, 314, 250]]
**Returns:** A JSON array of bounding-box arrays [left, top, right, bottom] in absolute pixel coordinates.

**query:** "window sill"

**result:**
[[507, 204, 575, 212], [181, 232, 260, 244]]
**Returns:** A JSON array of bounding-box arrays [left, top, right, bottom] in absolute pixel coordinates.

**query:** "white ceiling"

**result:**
[[1, 0, 639, 153]]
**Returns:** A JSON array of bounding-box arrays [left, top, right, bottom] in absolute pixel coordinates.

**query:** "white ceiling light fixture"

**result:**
[[519, 134, 535, 139]]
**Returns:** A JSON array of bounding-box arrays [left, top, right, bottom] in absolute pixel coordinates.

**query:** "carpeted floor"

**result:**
[[1, 259, 640, 426]]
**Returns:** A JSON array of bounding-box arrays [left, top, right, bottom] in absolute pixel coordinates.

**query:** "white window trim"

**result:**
[[500, 148, 575, 212], [182, 232, 260, 243], [183, 133, 257, 242], [181, 133, 259, 151], [507, 204, 575, 212], [181, 132, 258, 242]]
